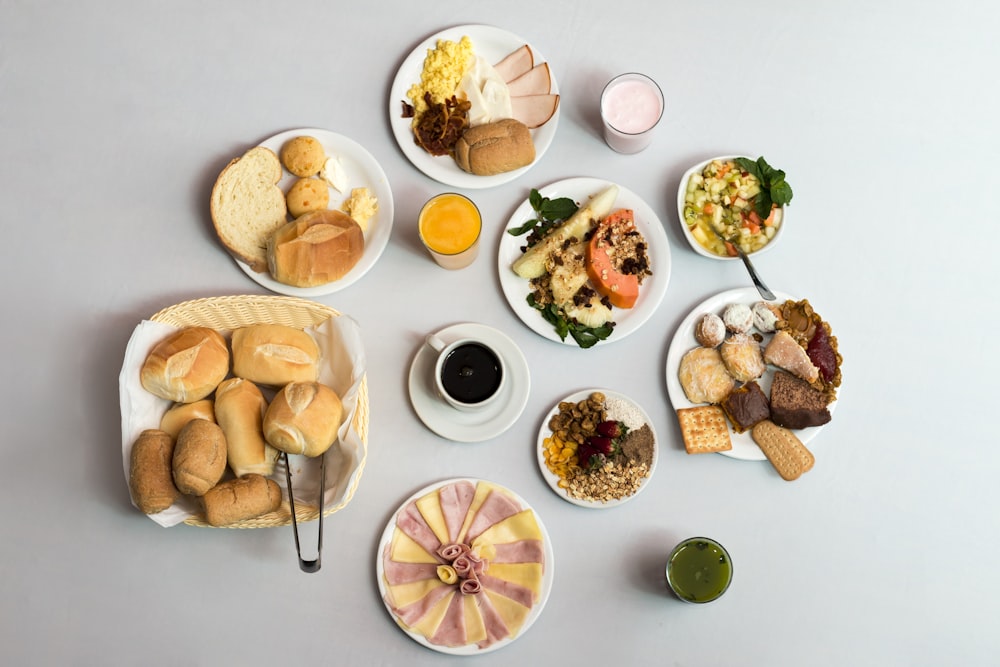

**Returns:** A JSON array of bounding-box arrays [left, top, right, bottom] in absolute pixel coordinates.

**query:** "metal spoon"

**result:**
[[712, 228, 776, 301]]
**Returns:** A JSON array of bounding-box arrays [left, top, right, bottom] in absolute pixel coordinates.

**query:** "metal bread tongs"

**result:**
[[284, 451, 326, 573]]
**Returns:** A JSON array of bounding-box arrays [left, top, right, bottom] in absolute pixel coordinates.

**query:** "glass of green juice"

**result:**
[[666, 537, 733, 603]]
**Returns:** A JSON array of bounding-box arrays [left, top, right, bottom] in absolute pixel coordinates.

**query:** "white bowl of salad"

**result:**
[[676, 155, 792, 260]]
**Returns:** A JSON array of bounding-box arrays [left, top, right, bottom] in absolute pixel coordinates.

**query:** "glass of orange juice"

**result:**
[[418, 193, 482, 270]]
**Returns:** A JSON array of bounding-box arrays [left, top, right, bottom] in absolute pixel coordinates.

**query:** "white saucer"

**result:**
[[408, 323, 530, 442]]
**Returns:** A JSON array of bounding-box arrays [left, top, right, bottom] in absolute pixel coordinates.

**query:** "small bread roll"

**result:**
[[286, 177, 330, 218], [454, 118, 535, 176], [263, 381, 343, 457], [280, 135, 326, 177], [215, 378, 279, 477], [231, 323, 320, 386], [140, 327, 229, 403], [202, 474, 283, 527], [172, 419, 227, 496], [160, 399, 215, 440], [721, 333, 766, 382], [266, 209, 365, 287], [129, 429, 178, 514]]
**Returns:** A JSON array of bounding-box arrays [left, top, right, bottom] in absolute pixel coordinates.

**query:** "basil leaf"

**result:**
[[528, 189, 543, 211], [507, 218, 539, 236], [539, 196, 578, 222]]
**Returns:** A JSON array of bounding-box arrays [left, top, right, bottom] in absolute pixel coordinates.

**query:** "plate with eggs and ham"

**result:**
[[377, 478, 554, 654], [389, 24, 560, 188]]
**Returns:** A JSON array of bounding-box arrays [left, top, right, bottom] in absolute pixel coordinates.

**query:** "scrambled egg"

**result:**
[[341, 187, 377, 232], [407, 36, 473, 120]]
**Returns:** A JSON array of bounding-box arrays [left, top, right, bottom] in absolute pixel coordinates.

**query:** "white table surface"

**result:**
[[2, 1, 997, 665]]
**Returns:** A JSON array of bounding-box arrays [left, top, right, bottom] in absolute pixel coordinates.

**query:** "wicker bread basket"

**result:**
[[147, 294, 369, 528]]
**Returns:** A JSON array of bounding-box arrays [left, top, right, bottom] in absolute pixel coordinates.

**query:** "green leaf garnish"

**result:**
[[735, 156, 793, 219]]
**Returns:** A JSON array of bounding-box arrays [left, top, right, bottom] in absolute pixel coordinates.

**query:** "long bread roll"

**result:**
[[263, 381, 343, 457], [160, 399, 215, 440], [231, 324, 320, 387], [202, 474, 282, 527], [129, 429, 178, 514], [214, 378, 279, 477], [140, 327, 230, 402]]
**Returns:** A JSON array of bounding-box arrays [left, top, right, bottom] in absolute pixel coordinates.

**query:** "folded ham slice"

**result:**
[[510, 94, 560, 129], [506, 63, 551, 97], [493, 44, 534, 83]]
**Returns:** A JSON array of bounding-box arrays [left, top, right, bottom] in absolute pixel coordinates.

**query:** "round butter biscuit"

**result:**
[[286, 178, 330, 218], [280, 136, 326, 177]]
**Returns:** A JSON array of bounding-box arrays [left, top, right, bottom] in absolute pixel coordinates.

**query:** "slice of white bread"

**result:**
[[210, 146, 288, 272]]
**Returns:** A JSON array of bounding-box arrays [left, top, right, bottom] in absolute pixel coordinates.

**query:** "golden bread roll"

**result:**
[[140, 327, 229, 403], [263, 381, 343, 457], [720, 333, 766, 382], [215, 378, 279, 477], [454, 118, 535, 176], [202, 474, 283, 527], [678, 346, 735, 404], [266, 209, 365, 287], [172, 419, 227, 496], [159, 399, 215, 440], [286, 177, 330, 218], [231, 323, 320, 386], [280, 135, 326, 177], [129, 429, 179, 514]]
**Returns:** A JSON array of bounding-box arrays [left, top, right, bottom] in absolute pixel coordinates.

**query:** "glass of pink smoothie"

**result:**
[[600, 73, 664, 154]]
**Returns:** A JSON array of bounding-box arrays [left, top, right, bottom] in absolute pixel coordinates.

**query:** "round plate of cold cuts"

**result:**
[[376, 478, 554, 654]]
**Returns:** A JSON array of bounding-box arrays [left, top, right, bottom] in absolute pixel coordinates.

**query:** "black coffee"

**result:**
[[440, 343, 502, 404]]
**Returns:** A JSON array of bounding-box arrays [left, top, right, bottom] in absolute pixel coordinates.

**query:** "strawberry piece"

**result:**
[[596, 420, 621, 438]]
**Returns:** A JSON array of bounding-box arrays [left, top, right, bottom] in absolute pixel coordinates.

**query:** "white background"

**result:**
[[1, 1, 997, 665]]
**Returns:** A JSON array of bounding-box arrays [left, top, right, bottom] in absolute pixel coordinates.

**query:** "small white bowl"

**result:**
[[676, 155, 786, 260]]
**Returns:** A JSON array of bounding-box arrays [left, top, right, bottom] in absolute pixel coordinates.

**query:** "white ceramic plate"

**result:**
[[676, 155, 786, 260], [536, 389, 658, 508], [408, 323, 530, 443], [232, 128, 394, 296], [376, 477, 554, 655], [389, 24, 559, 189], [498, 177, 671, 346], [665, 287, 840, 461]]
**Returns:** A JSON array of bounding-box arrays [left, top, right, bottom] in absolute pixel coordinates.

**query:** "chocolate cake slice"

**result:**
[[769, 370, 831, 429], [721, 381, 770, 433]]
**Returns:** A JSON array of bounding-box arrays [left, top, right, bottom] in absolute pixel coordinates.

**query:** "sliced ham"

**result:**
[[465, 490, 522, 542], [493, 44, 534, 84], [393, 585, 454, 627], [506, 63, 551, 97], [397, 502, 444, 560], [478, 573, 536, 608], [429, 593, 468, 648], [473, 592, 511, 649], [510, 94, 560, 129], [382, 558, 440, 586], [438, 480, 476, 543], [492, 539, 545, 564]]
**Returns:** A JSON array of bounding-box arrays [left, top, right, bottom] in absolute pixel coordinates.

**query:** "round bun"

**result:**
[[280, 136, 326, 177], [140, 327, 229, 403], [286, 177, 330, 218], [263, 381, 343, 458], [172, 419, 227, 496], [266, 209, 365, 287]]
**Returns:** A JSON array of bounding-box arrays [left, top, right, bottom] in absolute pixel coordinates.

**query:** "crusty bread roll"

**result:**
[[263, 381, 343, 457], [140, 327, 229, 403], [231, 323, 320, 386], [160, 399, 215, 440], [172, 419, 227, 496], [202, 474, 283, 527], [129, 429, 178, 514], [453, 118, 535, 176], [210, 146, 288, 272], [266, 209, 365, 287], [215, 378, 279, 477]]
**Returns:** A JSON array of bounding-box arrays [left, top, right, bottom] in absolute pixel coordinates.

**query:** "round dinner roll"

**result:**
[[280, 136, 326, 177], [140, 327, 229, 403], [263, 381, 343, 458], [266, 209, 365, 288], [286, 177, 330, 218], [172, 418, 228, 496]]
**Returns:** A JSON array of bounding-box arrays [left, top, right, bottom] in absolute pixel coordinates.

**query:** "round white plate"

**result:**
[[536, 388, 658, 508], [408, 323, 530, 443], [665, 287, 840, 461], [376, 477, 554, 655], [498, 177, 671, 346], [232, 128, 394, 296], [388, 24, 559, 189], [676, 155, 786, 261]]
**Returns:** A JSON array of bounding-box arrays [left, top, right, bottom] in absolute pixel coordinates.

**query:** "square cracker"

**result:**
[[677, 406, 733, 454], [751, 419, 815, 481]]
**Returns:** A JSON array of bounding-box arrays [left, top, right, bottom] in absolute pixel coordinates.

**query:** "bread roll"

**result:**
[[231, 323, 320, 386], [172, 419, 227, 496], [263, 381, 343, 457], [202, 474, 283, 527], [280, 135, 326, 177], [266, 209, 365, 287], [215, 378, 279, 477], [210, 146, 288, 272], [286, 177, 330, 218], [160, 399, 215, 440], [129, 429, 178, 514], [140, 327, 229, 403], [454, 118, 535, 176]]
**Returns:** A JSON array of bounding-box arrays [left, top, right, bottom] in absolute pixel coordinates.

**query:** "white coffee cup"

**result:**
[[425, 334, 506, 411]]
